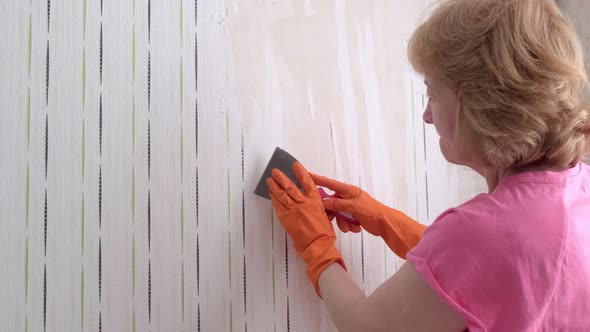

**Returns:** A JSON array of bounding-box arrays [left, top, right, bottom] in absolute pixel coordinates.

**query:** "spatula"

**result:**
[[254, 147, 360, 226]]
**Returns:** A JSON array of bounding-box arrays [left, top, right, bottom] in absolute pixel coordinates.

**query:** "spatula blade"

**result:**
[[254, 147, 303, 199]]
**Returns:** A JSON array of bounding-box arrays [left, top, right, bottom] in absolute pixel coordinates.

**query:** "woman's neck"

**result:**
[[481, 164, 572, 192], [482, 167, 508, 193]]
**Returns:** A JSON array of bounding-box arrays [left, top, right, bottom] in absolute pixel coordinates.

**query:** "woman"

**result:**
[[266, 0, 590, 331]]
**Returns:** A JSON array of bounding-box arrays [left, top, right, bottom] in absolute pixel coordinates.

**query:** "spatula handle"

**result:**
[[317, 188, 361, 226]]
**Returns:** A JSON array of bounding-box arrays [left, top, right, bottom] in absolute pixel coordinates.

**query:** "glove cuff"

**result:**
[[299, 236, 347, 298], [380, 208, 427, 259]]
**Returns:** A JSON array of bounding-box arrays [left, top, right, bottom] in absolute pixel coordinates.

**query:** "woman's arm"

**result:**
[[265, 164, 465, 331], [319, 261, 466, 332]]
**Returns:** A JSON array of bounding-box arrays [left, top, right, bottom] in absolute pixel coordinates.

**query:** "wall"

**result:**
[[558, 0, 590, 102], [1, 1, 488, 331], [557, 0, 590, 163]]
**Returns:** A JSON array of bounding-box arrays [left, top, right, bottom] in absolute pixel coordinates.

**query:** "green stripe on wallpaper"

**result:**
[[26, 164, 30, 226], [132, 237, 136, 295], [81, 192, 85, 253], [180, 60, 183, 111], [82, 50, 86, 106], [81, 268, 84, 329], [132, 29, 136, 82], [182, 263, 185, 320], [27, 88, 31, 147], [132, 98, 136, 151], [25, 238, 28, 298], [180, 127, 184, 180], [180, 58, 184, 185], [180, 0, 183, 48], [83, 0, 87, 36], [181, 197, 184, 251], [28, 14, 32, 77], [132, 170, 135, 220], [82, 122, 85, 178]]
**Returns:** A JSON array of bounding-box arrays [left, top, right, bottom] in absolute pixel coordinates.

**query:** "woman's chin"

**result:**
[[439, 138, 479, 169], [439, 139, 453, 161], [439, 138, 461, 165]]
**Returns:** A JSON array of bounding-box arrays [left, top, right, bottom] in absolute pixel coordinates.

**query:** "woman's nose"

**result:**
[[423, 103, 433, 124]]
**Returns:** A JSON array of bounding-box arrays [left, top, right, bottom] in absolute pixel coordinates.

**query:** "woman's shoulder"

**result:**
[[432, 187, 569, 248], [424, 179, 573, 259], [415, 162, 590, 263], [442, 162, 590, 228], [407, 164, 590, 330]]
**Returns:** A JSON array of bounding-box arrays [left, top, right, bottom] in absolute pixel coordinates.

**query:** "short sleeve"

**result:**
[[406, 203, 562, 332]]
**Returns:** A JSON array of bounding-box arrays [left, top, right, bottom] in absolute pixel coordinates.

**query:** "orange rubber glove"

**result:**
[[267, 162, 347, 297], [310, 173, 426, 259]]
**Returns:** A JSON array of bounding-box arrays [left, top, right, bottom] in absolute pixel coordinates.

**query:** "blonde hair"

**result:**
[[408, 0, 590, 168]]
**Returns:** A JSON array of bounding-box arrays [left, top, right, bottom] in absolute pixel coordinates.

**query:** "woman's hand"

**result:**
[[267, 162, 347, 296], [311, 173, 427, 259], [311, 173, 385, 234]]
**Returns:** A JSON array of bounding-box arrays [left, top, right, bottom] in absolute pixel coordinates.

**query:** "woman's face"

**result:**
[[423, 74, 475, 167]]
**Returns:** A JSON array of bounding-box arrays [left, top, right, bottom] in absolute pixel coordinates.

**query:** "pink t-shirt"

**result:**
[[407, 162, 590, 332]]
